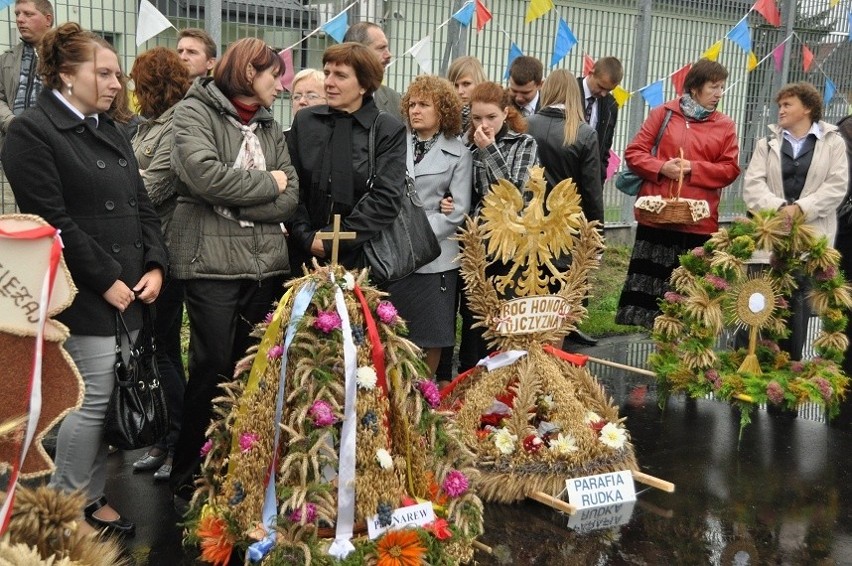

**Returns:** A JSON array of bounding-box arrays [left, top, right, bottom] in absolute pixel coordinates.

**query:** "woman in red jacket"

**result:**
[[616, 59, 740, 328]]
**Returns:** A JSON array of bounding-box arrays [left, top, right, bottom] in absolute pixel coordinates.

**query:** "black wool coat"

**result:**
[[2, 90, 168, 335], [578, 76, 618, 182]]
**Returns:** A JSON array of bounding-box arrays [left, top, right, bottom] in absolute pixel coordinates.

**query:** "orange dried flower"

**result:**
[[375, 529, 427, 566], [197, 515, 234, 566]]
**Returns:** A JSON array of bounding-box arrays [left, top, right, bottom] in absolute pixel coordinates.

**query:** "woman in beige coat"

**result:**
[[743, 82, 848, 359]]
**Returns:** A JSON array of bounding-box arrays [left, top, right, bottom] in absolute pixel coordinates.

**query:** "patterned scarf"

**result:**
[[13, 43, 41, 115], [679, 93, 714, 122], [412, 131, 439, 164], [213, 115, 267, 227]]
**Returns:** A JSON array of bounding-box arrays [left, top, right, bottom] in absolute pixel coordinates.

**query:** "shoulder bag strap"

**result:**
[[650, 109, 673, 157], [366, 111, 386, 191]]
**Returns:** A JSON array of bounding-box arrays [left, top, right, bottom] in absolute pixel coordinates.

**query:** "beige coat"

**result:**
[[0, 42, 24, 150], [743, 121, 848, 244]]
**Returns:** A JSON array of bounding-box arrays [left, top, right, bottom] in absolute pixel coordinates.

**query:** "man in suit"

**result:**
[[508, 56, 543, 117], [0, 0, 53, 154], [343, 22, 402, 121], [578, 57, 623, 183]]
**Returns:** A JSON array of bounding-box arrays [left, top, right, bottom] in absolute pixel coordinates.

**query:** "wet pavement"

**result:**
[[95, 335, 852, 565]]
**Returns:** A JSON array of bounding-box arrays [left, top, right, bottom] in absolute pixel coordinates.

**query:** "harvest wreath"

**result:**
[[650, 210, 852, 430]]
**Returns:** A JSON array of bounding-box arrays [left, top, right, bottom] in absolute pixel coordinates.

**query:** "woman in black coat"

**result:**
[[1, 23, 167, 536], [288, 42, 406, 269]]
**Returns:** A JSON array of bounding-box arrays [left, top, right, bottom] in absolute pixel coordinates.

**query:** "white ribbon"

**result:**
[[328, 284, 359, 559], [477, 350, 528, 372]]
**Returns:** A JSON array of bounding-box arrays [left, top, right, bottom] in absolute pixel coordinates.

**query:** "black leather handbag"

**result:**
[[104, 308, 169, 450], [362, 113, 440, 284]]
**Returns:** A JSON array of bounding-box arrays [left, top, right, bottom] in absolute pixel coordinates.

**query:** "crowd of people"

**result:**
[[2, 0, 852, 537]]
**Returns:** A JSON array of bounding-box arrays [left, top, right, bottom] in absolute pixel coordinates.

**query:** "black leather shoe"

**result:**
[[132, 451, 167, 472], [84, 496, 135, 536], [566, 330, 598, 347]]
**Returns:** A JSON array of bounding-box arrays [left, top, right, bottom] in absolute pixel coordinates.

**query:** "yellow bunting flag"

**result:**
[[702, 40, 723, 61], [611, 85, 632, 108], [747, 51, 758, 71], [525, 0, 554, 23], [830, 0, 839, 7]]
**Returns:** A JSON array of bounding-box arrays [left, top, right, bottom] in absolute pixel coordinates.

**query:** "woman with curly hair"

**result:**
[[127, 46, 192, 483], [384, 75, 472, 377]]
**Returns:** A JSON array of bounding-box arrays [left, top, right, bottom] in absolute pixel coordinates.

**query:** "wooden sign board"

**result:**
[[565, 470, 636, 510], [495, 295, 570, 335], [367, 501, 435, 540]]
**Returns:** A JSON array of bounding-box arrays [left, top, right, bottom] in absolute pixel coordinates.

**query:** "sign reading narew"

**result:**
[[366, 501, 435, 540]]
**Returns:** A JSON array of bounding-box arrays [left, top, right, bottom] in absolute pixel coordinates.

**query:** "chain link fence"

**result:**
[[1, 0, 851, 222]]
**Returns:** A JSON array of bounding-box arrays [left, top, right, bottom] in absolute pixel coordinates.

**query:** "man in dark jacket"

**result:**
[[832, 114, 852, 429], [508, 56, 543, 117], [578, 57, 623, 182], [343, 22, 403, 122]]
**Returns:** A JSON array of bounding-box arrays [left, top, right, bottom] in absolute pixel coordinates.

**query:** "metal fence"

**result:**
[[1, 0, 851, 223]]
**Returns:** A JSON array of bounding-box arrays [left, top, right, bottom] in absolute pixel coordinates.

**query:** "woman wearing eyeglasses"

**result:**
[[290, 69, 326, 115]]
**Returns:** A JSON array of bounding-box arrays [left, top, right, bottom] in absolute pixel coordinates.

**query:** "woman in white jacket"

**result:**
[[743, 81, 848, 359]]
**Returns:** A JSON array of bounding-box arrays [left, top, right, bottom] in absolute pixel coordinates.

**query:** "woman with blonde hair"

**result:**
[[447, 55, 487, 132]]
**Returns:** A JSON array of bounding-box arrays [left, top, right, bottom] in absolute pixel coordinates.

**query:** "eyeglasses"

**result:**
[[292, 93, 325, 102]]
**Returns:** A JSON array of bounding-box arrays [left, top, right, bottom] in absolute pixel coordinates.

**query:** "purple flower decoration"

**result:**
[[704, 274, 729, 291], [663, 291, 685, 304], [376, 301, 398, 324], [705, 369, 722, 391], [264, 311, 275, 324], [815, 266, 838, 282], [691, 247, 706, 257], [766, 381, 785, 405], [790, 361, 805, 373], [813, 377, 833, 402], [309, 400, 338, 427], [267, 344, 284, 360], [417, 380, 441, 409], [239, 432, 260, 453], [289, 503, 317, 523], [313, 310, 342, 334], [442, 470, 469, 498], [200, 438, 213, 457]]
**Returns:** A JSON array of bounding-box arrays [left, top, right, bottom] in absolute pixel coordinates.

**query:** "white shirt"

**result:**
[[52, 89, 99, 126], [523, 91, 540, 117], [781, 121, 822, 159], [582, 77, 598, 128]]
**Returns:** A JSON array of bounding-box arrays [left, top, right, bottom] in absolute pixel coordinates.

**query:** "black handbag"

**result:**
[[838, 194, 852, 231], [361, 113, 441, 283], [104, 308, 169, 450], [614, 109, 673, 196]]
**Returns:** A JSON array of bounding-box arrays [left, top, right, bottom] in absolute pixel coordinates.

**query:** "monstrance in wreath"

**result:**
[[442, 167, 673, 508], [185, 216, 484, 566], [651, 210, 852, 431]]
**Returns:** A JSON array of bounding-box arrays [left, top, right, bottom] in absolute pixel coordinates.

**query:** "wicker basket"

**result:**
[[635, 198, 694, 225]]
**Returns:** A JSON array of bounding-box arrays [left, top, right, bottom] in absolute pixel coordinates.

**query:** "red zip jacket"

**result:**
[[625, 99, 740, 235]]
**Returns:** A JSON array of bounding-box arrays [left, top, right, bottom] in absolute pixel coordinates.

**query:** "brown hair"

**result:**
[[342, 21, 382, 46], [16, 0, 53, 18], [322, 43, 383, 96], [447, 55, 486, 86], [539, 69, 584, 146], [131, 47, 191, 118], [683, 59, 728, 97], [177, 27, 217, 59], [214, 37, 282, 99], [591, 56, 623, 84], [508, 55, 542, 85], [108, 74, 135, 124], [776, 82, 822, 123], [401, 75, 462, 137], [38, 22, 114, 91], [468, 81, 527, 141]]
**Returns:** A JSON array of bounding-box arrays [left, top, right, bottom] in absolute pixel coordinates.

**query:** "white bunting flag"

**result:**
[[136, 0, 175, 46], [409, 36, 432, 74]]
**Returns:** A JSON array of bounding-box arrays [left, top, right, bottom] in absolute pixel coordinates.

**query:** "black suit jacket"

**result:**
[[578, 76, 618, 181]]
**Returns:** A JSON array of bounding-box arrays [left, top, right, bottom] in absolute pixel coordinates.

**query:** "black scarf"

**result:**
[[327, 110, 354, 206]]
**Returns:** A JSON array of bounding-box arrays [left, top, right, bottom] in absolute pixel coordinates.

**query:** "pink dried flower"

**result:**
[[815, 266, 838, 282], [376, 301, 398, 324], [267, 344, 284, 360], [442, 470, 469, 497], [313, 310, 342, 333], [766, 381, 784, 405], [759, 339, 781, 354], [264, 311, 275, 324], [704, 274, 730, 291], [691, 247, 706, 257], [309, 400, 338, 427], [200, 438, 213, 457], [705, 369, 722, 390], [790, 361, 804, 373], [776, 296, 789, 310], [289, 503, 317, 523], [417, 380, 441, 409], [813, 377, 833, 401], [239, 432, 260, 453], [663, 292, 685, 304]]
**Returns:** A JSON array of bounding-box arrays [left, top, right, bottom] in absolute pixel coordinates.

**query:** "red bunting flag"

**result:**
[[753, 0, 781, 26], [475, 0, 492, 32], [671, 63, 691, 96], [278, 48, 295, 91], [802, 44, 814, 72], [583, 53, 595, 77], [772, 42, 785, 71]]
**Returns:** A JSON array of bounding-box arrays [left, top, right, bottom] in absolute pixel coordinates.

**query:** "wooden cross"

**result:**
[[315, 214, 357, 266]]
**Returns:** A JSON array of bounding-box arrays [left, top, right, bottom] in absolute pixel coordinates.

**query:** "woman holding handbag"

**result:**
[[615, 59, 740, 329], [1, 22, 168, 535], [287, 42, 406, 270], [385, 75, 472, 378]]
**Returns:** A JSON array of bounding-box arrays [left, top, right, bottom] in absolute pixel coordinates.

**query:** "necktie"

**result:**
[[584, 96, 595, 123], [521, 106, 531, 118]]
